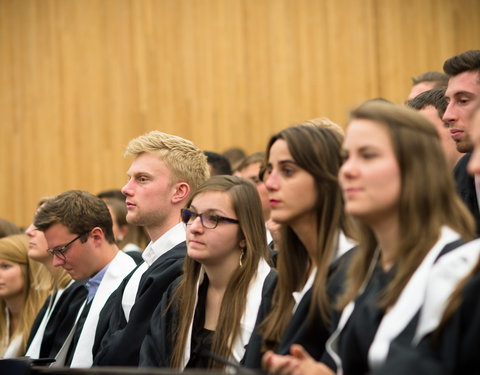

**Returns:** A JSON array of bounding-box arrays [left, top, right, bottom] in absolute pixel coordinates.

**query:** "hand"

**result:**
[[262, 345, 335, 375]]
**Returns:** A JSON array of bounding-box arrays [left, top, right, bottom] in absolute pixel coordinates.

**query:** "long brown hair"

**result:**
[[169, 175, 269, 369], [337, 102, 475, 311], [260, 122, 356, 350]]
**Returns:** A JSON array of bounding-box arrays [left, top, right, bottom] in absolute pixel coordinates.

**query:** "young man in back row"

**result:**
[[93, 130, 210, 366]]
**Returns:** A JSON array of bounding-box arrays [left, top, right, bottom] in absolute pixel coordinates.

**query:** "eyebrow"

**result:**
[[445, 90, 475, 98]]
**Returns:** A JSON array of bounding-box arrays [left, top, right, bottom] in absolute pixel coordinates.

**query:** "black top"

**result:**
[[92, 241, 187, 366], [140, 269, 278, 368]]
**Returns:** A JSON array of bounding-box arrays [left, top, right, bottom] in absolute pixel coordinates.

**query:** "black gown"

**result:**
[[242, 248, 356, 369], [25, 281, 87, 360], [322, 239, 466, 375], [370, 271, 480, 375], [92, 241, 187, 366]]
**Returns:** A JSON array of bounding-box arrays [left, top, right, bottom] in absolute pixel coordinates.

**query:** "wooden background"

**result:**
[[1, 0, 480, 227]]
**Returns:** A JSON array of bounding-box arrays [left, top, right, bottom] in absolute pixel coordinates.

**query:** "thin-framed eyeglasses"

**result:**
[[180, 208, 239, 229], [47, 231, 90, 261]]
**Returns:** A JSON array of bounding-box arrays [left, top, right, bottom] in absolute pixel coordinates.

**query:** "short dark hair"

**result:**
[[406, 87, 448, 118], [443, 50, 480, 80], [411, 71, 448, 86], [34, 190, 115, 243], [204, 151, 232, 175], [97, 189, 125, 201]]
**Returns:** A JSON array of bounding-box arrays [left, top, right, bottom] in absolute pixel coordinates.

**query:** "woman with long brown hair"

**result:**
[[140, 175, 274, 369], [244, 120, 356, 368]]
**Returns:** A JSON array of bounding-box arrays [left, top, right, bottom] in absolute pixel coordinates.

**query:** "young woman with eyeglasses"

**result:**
[[0, 234, 50, 358], [139, 175, 274, 369]]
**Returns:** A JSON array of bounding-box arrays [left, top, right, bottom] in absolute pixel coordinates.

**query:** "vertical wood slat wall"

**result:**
[[1, 0, 480, 227]]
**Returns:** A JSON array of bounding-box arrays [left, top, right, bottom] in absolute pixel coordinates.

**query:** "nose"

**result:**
[[339, 156, 357, 181], [264, 171, 279, 192], [121, 179, 133, 197], [442, 102, 457, 126], [52, 255, 65, 267], [188, 215, 204, 233], [25, 223, 35, 238]]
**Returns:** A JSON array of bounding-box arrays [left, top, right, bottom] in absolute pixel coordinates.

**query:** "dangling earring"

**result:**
[[239, 248, 245, 267]]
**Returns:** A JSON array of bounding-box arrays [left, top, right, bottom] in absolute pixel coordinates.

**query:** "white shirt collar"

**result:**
[[142, 222, 186, 266]]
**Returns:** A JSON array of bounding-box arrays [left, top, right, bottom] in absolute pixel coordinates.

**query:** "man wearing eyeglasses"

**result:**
[[92, 130, 210, 366], [34, 190, 137, 367]]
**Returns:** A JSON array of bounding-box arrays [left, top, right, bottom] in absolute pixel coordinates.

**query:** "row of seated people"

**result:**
[[0, 49, 480, 375]]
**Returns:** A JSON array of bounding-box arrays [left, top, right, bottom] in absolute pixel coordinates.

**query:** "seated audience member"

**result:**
[[92, 131, 209, 367], [34, 190, 137, 367], [0, 218, 21, 238], [243, 122, 356, 368], [140, 175, 274, 369], [222, 147, 246, 172], [443, 50, 480, 235], [369, 106, 480, 375], [407, 88, 462, 168], [25, 198, 87, 361], [407, 71, 448, 100], [204, 151, 232, 175], [234, 152, 275, 245], [0, 234, 50, 358], [262, 102, 474, 375]]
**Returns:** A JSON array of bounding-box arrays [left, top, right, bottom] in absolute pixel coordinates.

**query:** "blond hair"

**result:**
[[0, 234, 51, 355], [125, 131, 210, 195]]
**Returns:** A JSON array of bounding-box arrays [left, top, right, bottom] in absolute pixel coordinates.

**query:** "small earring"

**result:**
[[239, 248, 245, 267]]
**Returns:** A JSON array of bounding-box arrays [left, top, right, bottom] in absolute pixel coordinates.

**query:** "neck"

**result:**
[[5, 294, 24, 336], [290, 213, 318, 267], [203, 254, 241, 293], [147, 217, 181, 243], [370, 214, 400, 271]]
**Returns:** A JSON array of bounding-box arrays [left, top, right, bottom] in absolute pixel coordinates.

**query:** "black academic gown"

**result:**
[[321, 240, 465, 375], [139, 268, 278, 368], [26, 281, 87, 359], [242, 248, 355, 369], [92, 242, 187, 366], [370, 271, 480, 375], [454, 153, 480, 236]]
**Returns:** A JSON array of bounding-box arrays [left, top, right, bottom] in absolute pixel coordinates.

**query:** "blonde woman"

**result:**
[[0, 234, 50, 358]]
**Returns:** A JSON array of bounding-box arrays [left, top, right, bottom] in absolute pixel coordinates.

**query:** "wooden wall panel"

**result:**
[[1, 0, 480, 226]]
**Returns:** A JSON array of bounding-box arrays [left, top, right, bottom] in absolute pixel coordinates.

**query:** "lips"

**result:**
[[450, 129, 463, 139], [126, 201, 136, 209], [344, 187, 362, 197], [269, 199, 281, 207]]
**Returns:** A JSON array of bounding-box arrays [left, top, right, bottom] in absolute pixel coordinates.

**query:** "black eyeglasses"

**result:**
[[181, 208, 239, 229], [47, 231, 90, 261]]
